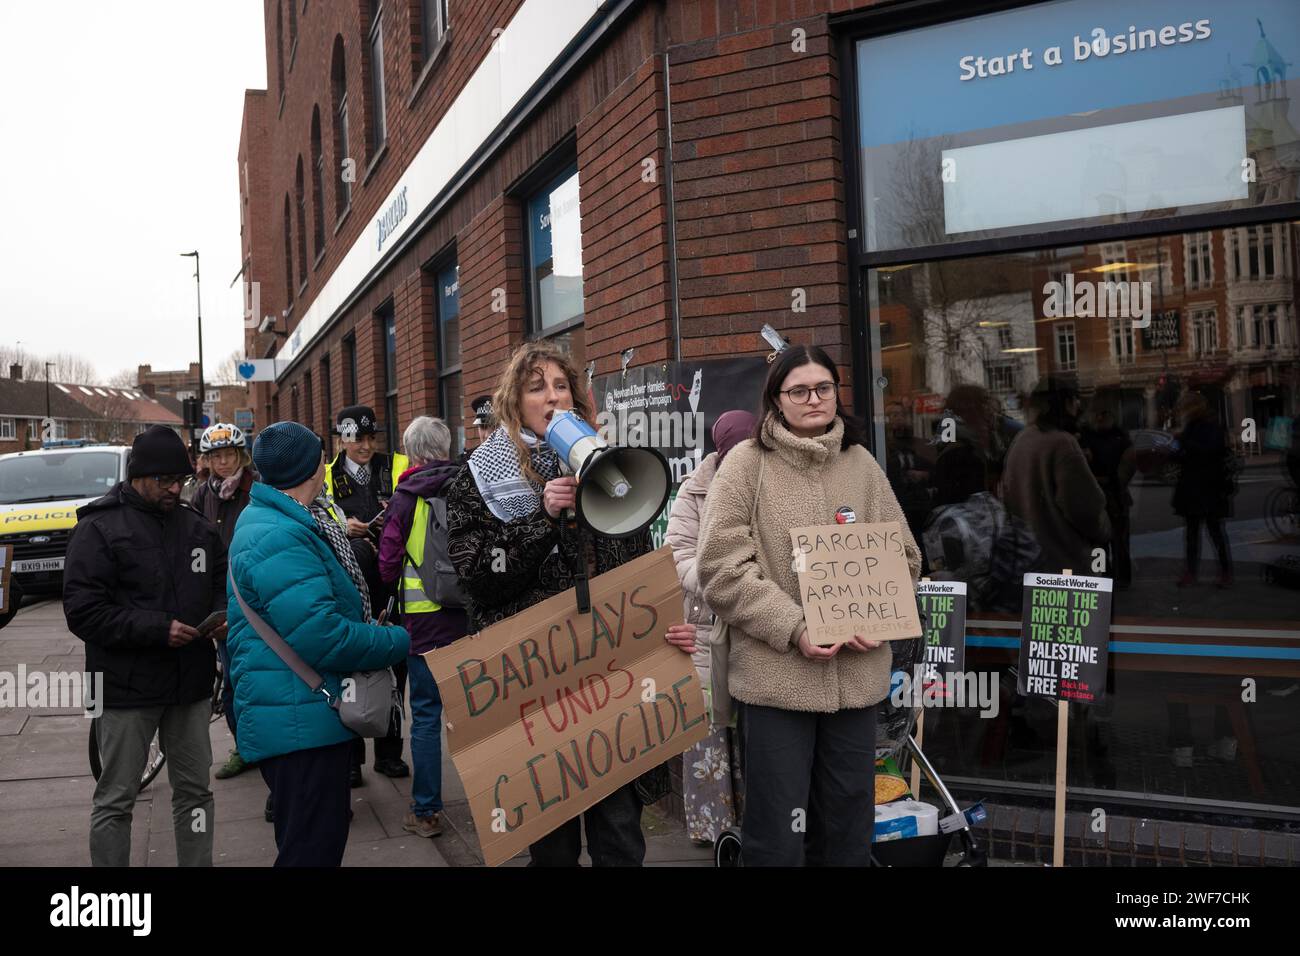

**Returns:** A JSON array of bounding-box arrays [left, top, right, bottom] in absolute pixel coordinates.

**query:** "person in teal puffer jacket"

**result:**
[[227, 422, 409, 866]]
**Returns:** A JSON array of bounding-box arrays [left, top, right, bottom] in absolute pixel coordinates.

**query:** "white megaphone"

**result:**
[[544, 409, 671, 539]]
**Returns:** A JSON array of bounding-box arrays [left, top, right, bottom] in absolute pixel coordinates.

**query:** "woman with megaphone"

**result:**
[[696, 343, 922, 866], [444, 340, 696, 867]]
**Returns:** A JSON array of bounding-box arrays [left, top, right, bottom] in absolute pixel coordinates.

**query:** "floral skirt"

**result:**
[[683, 722, 744, 843]]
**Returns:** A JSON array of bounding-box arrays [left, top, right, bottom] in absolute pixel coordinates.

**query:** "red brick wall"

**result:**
[[666, 4, 855, 383], [577, 54, 674, 374]]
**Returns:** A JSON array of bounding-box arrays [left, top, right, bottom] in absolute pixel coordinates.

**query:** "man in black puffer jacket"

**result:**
[[64, 425, 227, 867]]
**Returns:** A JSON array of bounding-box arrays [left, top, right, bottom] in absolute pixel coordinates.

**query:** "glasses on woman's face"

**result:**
[[780, 382, 836, 405]]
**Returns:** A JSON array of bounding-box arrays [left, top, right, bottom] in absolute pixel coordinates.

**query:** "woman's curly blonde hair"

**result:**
[[490, 340, 595, 485]]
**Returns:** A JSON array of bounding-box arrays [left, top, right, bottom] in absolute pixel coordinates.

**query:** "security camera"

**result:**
[[258, 314, 276, 334]]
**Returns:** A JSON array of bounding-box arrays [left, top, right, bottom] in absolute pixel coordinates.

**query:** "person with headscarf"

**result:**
[[665, 409, 754, 845]]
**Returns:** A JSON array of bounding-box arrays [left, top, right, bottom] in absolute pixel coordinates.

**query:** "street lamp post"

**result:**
[[180, 251, 205, 451], [44, 361, 54, 443]]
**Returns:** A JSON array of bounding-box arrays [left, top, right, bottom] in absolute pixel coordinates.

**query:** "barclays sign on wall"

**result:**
[[376, 186, 409, 252]]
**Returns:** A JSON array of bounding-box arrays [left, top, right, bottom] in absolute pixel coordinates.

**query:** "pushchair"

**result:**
[[713, 636, 988, 867]]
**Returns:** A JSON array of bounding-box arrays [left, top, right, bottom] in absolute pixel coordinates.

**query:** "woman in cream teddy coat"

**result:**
[[697, 345, 920, 866]]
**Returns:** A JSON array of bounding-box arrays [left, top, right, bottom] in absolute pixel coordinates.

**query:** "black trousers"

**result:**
[[527, 782, 645, 866], [351, 659, 407, 767], [739, 702, 875, 867], [260, 741, 352, 866], [1184, 515, 1232, 577]]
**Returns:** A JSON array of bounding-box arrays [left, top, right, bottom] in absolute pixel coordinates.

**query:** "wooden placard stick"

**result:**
[[911, 577, 929, 798], [1053, 569, 1072, 868]]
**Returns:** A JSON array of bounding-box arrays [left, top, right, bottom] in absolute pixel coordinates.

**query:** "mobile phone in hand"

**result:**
[[377, 596, 396, 625], [196, 610, 227, 637]]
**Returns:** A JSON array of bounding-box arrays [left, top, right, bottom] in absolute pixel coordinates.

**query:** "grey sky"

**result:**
[[0, 0, 266, 381]]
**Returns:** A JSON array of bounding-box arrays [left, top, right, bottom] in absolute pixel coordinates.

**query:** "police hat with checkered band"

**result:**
[[334, 405, 380, 441]]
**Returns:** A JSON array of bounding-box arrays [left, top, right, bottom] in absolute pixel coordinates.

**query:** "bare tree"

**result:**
[[0, 346, 100, 383], [106, 368, 138, 388], [210, 349, 245, 386]]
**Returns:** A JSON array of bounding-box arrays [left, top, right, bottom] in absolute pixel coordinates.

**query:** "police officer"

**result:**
[[324, 405, 411, 785], [469, 395, 494, 447]]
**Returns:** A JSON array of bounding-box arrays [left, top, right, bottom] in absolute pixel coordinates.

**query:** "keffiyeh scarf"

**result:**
[[467, 425, 562, 522]]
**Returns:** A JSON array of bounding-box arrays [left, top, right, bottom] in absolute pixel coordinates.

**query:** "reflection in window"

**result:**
[[870, 222, 1300, 813], [526, 164, 584, 333], [435, 261, 463, 455], [1186, 232, 1214, 289], [1110, 317, 1135, 364], [871, 222, 1300, 628], [1054, 323, 1077, 370], [1190, 308, 1218, 356]]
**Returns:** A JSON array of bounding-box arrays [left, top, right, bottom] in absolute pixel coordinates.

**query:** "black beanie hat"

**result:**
[[253, 422, 324, 490], [128, 426, 195, 479]]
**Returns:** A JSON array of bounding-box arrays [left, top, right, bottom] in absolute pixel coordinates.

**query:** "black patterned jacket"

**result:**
[[444, 464, 651, 634]]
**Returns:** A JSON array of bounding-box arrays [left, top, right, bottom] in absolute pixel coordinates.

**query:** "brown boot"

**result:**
[[402, 812, 443, 838]]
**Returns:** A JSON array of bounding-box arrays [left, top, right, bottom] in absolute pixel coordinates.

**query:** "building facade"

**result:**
[[239, 0, 1300, 848]]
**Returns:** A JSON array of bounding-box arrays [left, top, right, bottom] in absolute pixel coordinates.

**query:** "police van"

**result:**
[[0, 441, 133, 601]]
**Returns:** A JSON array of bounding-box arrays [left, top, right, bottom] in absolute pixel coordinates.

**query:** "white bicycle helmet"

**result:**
[[199, 422, 247, 453]]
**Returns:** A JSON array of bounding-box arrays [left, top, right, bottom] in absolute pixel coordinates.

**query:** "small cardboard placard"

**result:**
[[424, 546, 708, 866], [1017, 572, 1112, 704], [916, 580, 967, 681], [790, 522, 922, 645]]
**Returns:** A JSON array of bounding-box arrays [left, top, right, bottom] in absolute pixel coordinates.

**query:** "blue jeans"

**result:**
[[407, 654, 443, 817]]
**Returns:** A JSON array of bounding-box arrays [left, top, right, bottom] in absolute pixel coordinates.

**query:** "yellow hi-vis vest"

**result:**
[[323, 452, 409, 501], [401, 495, 442, 615]]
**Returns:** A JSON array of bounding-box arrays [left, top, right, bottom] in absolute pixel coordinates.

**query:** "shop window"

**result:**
[[303, 369, 315, 435], [382, 308, 397, 451], [282, 196, 294, 305], [367, 3, 387, 156], [310, 108, 325, 258], [525, 162, 584, 336], [295, 157, 307, 287], [434, 260, 463, 454], [422, 0, 449, 64], [320, 354, 333, 429], [331, 37, 351, 216], [343, 333, 358, 404], [853, 5, 1300, 256], [275, 4, 285, 97], [866, 223, 1300, 813]]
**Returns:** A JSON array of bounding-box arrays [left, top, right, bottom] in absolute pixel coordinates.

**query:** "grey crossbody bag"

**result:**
[[228, 567, 397, 739]]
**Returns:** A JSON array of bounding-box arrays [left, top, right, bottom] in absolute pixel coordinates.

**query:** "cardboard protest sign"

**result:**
[[916, 580, 966, 681], [424, 546, 708, 866], [790, 522, 922, 646], [1017, 572, 1112, 704]]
